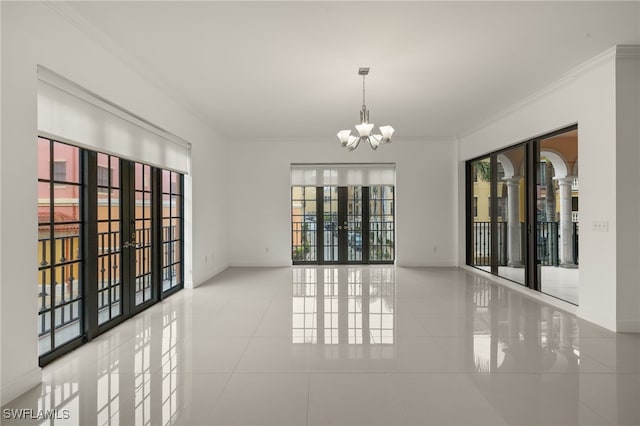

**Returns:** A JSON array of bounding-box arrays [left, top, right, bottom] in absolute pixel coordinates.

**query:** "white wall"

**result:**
[[458, 46, 640, 332], [0, 2, 229, 405], [615, 48, 640, 332], [228, 139, 457, 267]]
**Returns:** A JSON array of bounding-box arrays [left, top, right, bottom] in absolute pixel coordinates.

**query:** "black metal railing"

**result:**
[[471, 221, 579, 267], [573, 222, 579, 265], [38, 225, 178, 336], [537, 221, 559, 266], [38, 233, 81, 336], [472, 222, 492, 266]]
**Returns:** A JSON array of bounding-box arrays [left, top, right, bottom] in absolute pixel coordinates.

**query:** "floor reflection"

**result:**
[[292, 267, 395, 345], [2, 266, 638, 425], [470, 278, 580, 374]]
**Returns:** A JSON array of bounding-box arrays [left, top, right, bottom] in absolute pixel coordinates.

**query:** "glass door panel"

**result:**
[[496, 147, 526, 285], [97, 153, 122, 325], [346, 186, 363, 262], [38, 139, 84, 356], [538, 130, 579, 304], [162, 170, 183, 293], [291, 186, 318, 262], [470, 157, 492, 272], [322, 186, 339, 262], [369, 185, 394, 262], [133, 163, 154, 306]]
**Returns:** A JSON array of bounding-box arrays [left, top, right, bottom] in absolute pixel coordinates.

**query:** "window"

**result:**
[[473, 197, 478, 217], [53, 161, 67, 181], [97, 165, 110, 192]]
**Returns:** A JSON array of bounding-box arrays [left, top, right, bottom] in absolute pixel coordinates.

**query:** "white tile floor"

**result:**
[[3, 266, 640, 425], [479, 265, 579, 305]]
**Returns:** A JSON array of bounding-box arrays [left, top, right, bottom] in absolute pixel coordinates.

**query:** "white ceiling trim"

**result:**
[[42, 1, 227, 140]]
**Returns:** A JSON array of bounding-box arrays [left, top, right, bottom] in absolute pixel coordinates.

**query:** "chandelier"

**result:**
[[337, 67, 394, 151]]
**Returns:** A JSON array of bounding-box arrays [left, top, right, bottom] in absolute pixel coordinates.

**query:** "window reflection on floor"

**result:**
[[471, 277, 579, 374], [292, 267, 395, 346]]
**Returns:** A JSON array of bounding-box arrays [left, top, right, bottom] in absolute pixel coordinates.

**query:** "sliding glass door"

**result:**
[[466, 125, 578, 305], [38, 136, 184, 365]]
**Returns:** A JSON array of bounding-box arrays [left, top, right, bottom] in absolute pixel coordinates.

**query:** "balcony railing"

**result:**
[[38, 226, 178, 338], [471, 221, 579, 267]]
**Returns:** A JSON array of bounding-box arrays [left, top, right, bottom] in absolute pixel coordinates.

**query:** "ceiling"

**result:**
[[62, 1, 640, 142]]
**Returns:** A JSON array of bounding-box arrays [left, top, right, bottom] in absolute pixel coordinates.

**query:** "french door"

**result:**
[[94, 160, 161, 332], [38, 137, 184, 365], [292, 185, 394, 264]]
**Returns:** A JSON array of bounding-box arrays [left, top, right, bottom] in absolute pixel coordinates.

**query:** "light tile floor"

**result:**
[[479, 265, 579, 305], [3, 266, 639, 425]]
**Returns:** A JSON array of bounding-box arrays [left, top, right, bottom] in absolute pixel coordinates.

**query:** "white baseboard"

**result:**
[[1, 367, 41, 406], [229, 261, 291, 267], [577, 306, 617, 332], [191, 263, 230, 288], [395, 261, 457, 267]]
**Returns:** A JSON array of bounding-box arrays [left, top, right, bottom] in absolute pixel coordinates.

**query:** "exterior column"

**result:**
[[504, 177, 522, 267], [556, 177, 575, 267]]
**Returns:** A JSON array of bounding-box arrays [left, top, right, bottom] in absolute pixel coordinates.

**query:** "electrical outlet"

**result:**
[[592, 220, 609, 232]]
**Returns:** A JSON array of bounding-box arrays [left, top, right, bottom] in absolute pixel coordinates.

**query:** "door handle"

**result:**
[[123, 232, 137, 248]]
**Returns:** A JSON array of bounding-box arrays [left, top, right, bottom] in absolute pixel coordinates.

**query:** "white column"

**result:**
[[556, 177, 575, 267], [504, 177, 523, 267]]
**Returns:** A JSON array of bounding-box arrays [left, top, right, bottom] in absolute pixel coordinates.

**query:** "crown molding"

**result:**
[[458, 45, 624, 140], [615, 44, 640, 59], [41, 1, 228, 141]]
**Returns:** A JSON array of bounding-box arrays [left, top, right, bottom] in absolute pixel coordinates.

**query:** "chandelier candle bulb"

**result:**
[[337, 67, 394, 151]]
